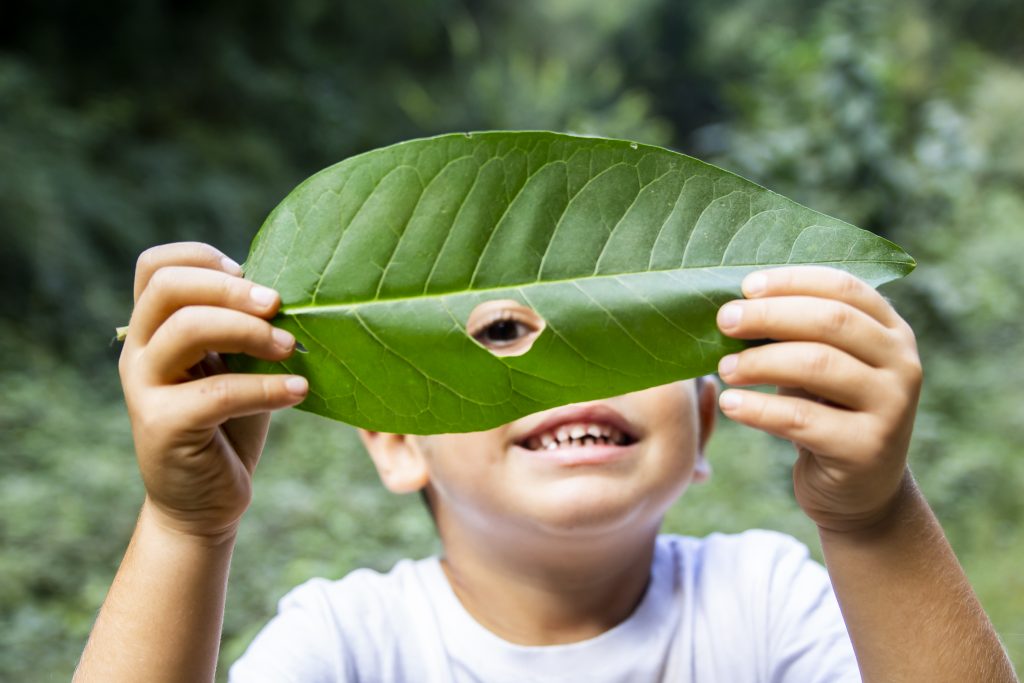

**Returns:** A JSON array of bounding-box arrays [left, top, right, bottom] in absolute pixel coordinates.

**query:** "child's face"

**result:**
[[362, 379, 716, 539]]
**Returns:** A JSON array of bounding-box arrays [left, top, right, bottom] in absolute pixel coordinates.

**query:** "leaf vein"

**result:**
[[571, 281, 687, 367], [309, 168, 397, 304], [422, 160, 485, 294]]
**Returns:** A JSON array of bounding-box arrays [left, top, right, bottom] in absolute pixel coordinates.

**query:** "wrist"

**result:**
[[816, 469, 918, 543], [140, 498, 241, 549]]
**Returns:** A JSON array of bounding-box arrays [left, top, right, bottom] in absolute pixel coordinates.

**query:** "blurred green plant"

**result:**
[[1, 0, 1022, 679]]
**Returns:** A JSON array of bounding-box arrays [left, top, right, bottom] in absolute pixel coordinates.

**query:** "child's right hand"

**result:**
[[118, 242, 308, 541]]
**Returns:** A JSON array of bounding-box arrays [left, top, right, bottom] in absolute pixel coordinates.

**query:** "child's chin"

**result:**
[[520, 480, 675, 538]]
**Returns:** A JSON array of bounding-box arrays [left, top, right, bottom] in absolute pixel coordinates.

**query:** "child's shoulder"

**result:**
[[278, 556, 441, 616], [656, 529, 827, 603], [231, 558, 447, 681]]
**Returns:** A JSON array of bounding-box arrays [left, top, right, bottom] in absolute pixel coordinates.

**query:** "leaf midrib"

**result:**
[[279, 257, 912, 315]]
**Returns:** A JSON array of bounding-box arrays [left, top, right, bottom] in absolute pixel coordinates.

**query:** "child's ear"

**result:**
[[693, 375, 719, 483], [357, 430, 430, 494]]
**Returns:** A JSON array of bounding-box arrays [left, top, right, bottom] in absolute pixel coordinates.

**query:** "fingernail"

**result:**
[[743, 272, 767, 296], [251, 285, 277, 307], [285, 376, 308, 396], [718, 303, 743, 330], [272, 327, 295, 350], [719, 390, 742, 411], [718, 354, 738, 376], [221, 256, 243, 275]]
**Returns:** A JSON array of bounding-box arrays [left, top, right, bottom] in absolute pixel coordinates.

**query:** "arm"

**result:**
[[820, 474, 1015, 682], [75, 503, 235, 682], [74, 243, 308, 683], [715, 266, 1016, 682]]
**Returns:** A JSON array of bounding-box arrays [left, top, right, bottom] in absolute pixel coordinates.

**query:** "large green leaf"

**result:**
[[232, 131, 914, 434]]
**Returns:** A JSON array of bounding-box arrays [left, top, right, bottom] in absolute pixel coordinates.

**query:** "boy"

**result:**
[[75, 242, 1016, 681]]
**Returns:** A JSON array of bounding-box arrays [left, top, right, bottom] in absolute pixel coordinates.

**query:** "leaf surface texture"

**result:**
[[233, 132, 915, 433]]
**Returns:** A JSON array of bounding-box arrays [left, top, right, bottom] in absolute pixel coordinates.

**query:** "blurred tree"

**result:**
[[1, 0, 1022, 679], [0, 0, 676, 369], [687, 0, 1024, 662]]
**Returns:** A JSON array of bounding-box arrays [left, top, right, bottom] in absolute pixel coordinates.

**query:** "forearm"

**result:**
[[820, 472, 1017, 683], [74, 499, 235, 683]]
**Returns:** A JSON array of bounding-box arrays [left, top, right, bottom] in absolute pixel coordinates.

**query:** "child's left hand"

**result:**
[[715, 266, 923, 534]]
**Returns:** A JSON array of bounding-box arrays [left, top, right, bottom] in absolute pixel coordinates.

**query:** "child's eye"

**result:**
[[466, 300, 546, 357], [473, 318, 533, 347]]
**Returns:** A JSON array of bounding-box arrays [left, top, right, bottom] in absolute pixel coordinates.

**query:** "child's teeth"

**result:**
[[527, 422, 633, 451]]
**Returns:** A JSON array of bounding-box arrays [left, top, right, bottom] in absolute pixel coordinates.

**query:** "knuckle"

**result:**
[[837, 271, 864, 299], [218, 273, 238, 303], [261, 322, 279, 349], [746, 300, 766, 329], [189, 241, 223, 263], [822, 303, 850, 335], [202, 376, 233, 408], [751, 396, 771, 424], [150, 266, 192, 303], [885, 325, 922, 382], [804, 346, 831, 376], [239, 315, 268, 345], [904, 352, 922, 381], [899, 319, 919, 347], [738, 352, 757, 379], [790, 401, 812, 432], [901, 353, 924, 386], [148, 266, 175, 293], [168, 306, 206, 339], [261, 377, 280, 404], [176, 241, 221, 267]]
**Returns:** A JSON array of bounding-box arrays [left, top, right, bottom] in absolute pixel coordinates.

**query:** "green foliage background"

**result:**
[[1, 0, 1022, 678]]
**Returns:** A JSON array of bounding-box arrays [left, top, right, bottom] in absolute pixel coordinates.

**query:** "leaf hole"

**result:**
[[466, 299, 546, 357], [294, 340, 309, 354]]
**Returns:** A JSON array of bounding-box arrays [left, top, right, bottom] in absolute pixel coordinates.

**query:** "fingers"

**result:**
[[716, 267, 922, 532], [121, 243, 305, 424], [740, 266, 901, 328], [717, 266, 921, 383], [718, 342, 878, 410], [717, 295, 896, 368], [718, 389, 873, 461], [144, 306, 296, 382], [129, 266, 280, 344], [159, 373, 309, 430], [134, 242, 242, 303]]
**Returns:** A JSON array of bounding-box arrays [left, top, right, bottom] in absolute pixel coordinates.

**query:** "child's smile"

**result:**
[[371, 380, 716, 541], [511, 403, 640, 467]]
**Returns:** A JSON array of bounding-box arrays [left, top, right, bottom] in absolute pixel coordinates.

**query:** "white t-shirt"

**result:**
[[229, 530, 859, 682]]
